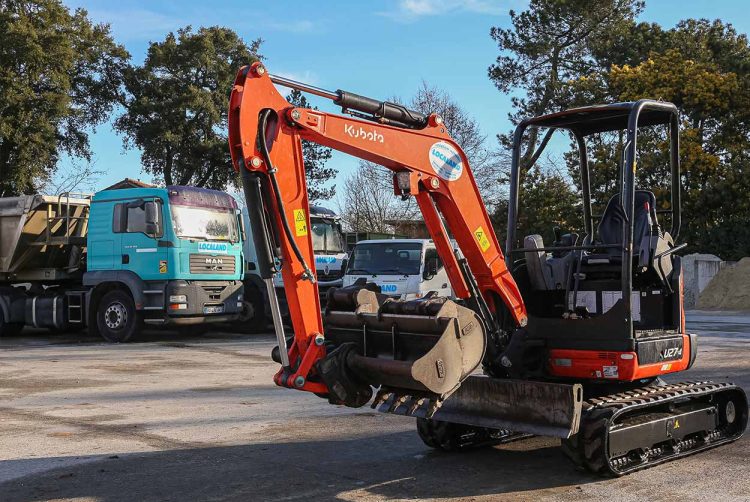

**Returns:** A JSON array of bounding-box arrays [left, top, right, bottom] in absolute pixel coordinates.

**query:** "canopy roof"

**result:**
[[519, 100, 678, 136]]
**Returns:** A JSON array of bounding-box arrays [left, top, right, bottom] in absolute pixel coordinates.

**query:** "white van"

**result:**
[[342, 239, 453, 299]]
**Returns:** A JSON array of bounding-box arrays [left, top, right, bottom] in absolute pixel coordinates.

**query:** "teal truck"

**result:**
[[0, 185, 244, 342]]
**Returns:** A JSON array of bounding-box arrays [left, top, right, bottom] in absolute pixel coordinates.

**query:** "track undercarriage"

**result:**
[[319, 286, 748, 477], [416, 380, 747, 476]]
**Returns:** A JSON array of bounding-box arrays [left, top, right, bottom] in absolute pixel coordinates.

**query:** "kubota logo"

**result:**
[[344, 124, 384, 143]]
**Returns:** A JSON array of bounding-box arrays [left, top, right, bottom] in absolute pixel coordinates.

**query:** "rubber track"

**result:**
[[564, 381, 748, 476], [416, 418, 533, 451]]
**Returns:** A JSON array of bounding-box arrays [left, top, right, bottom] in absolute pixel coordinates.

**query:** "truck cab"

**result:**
[[85, 186, 244, 340], [0, 185, 244, 342], [240, 205, 347, 330], [342, 239, 453, 300]]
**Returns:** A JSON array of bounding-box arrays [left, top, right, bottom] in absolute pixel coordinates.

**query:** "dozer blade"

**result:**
[[376, 376, 583, 438], [318, 285, 486, 404]]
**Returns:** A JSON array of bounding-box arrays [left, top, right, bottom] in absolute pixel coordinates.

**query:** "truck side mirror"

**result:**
[[423, 257, 439, 281], [144, 201, 161, 237]]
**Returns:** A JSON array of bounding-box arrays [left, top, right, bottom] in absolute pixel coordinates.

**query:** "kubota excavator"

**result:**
[[228, 62, 748, 476]]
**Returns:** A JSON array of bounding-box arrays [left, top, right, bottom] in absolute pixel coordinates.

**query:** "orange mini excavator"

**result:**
[[228, 62, 747, 476]]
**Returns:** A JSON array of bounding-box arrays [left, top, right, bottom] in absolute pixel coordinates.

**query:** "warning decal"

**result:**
[[293, 209, 308, 236], [474, 226, 491, 252]]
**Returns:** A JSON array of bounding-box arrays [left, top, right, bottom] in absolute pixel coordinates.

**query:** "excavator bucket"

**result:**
[[316, 282, 583, 437], [318, 283, 486, 403]]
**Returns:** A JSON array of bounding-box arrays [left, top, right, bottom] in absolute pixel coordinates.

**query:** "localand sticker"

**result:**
[[159, 260, 167, 274], [603, 365, 619, 378], [474, 226, 491, 252], [428, 141, 463, 181], [293, 209, 308, 236]]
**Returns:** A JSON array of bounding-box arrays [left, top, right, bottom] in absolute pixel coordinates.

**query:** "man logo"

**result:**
[[205, 257, 224, 270]]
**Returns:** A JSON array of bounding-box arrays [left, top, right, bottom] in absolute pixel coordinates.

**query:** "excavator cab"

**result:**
[[504, 101, 692, 381]]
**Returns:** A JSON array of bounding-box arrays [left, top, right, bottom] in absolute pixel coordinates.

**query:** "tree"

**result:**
[[115, 27, 261, 188], [493, 164, 582, 247], [408, 82, 503, 207], [338, 160, 418, 233], [286, 89, 336, 202], [0, 0, 129, 196], [563, 20, 750, 259], [488, 0, 643, 165]]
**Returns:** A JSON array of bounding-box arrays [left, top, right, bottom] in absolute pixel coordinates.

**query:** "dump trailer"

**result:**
[[0, 186, 244, 342]]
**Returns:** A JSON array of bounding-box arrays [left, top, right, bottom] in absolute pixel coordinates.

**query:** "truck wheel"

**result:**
[[0, 309, 23, 337], [96, 290, 142, 343], [235, 286, 266, 333]]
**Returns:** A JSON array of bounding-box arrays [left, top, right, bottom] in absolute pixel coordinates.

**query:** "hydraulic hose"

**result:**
[[257, 108, 315, 283]]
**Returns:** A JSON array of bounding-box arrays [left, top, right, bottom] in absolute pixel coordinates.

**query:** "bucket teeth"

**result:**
[[371, 390, 392, 409], [389, 394, 409, 413], [425, 399, 443, 419], [407, 397, 425, 416]]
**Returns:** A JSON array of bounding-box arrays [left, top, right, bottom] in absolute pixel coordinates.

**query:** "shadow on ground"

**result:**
[[1, 432, 597, 501]]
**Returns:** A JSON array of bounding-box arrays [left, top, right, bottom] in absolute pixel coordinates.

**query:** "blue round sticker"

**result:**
[[428, 141, 463, 181]]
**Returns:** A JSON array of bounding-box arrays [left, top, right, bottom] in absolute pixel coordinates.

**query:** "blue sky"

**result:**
[[60, 0, 750, 199]]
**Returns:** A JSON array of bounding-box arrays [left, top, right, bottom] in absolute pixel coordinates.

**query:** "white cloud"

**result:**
[[382, 0, 511, 20]]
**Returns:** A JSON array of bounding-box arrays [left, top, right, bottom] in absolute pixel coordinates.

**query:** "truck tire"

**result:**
[[235, 285, 266, 333], [96, 289, 142, 343], [0, 309, 23, 337]]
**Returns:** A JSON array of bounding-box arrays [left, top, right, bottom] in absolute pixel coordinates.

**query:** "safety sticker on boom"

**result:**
[[293, 209, 308, 236], [429, 141, 463, 181], [474, 226, 490, 252]]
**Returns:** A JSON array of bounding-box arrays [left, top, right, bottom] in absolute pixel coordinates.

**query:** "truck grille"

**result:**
[[189, 254, 236, 275], [317, 269, 344, 282]]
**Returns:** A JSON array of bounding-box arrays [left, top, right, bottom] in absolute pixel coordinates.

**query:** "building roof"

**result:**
[[104, 178, 156, 190]]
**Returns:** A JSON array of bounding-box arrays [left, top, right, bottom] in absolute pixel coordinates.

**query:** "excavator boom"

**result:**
[[228, 62, 527, 400]]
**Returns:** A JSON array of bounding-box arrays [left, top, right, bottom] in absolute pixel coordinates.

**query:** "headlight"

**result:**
[[169, 295, 187, 303]]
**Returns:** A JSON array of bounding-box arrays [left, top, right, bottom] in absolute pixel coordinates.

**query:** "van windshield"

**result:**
[[311, 219, 345, 254], [347, 242, 423, 276]]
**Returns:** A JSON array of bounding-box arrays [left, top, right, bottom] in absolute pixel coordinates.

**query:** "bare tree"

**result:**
[[337, 82, 502, 234], [42, 160, 105, 195], [409, 81, 504, 208], [337, 160, 419, 233]]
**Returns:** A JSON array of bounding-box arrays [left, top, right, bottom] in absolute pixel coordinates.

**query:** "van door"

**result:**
[[423, 247, 451, 297]]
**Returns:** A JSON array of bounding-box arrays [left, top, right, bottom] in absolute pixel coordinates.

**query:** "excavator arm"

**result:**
[[228, 62, 526, 405]]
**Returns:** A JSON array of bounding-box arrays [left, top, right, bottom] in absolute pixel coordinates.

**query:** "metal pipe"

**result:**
[[265, 278, 290, 368], [510, 243, 622, 254], [505, 123, 527, 268], [269, 74, 339, 101]]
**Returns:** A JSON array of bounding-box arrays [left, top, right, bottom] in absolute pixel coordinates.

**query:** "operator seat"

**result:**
[[581, 190, 673, 284]]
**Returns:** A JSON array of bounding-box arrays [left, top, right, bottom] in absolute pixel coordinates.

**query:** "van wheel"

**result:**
[[0, 309, 23, 337], [96, 290, 142, 343], [235, 286, 266, 333]]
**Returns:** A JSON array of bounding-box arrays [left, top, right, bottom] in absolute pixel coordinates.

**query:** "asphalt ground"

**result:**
[[0, 311, 748, 501]]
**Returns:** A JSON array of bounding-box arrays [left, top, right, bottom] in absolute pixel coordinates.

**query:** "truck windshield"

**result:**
[[311, 219, 345, 254], [171, 205, 239, 242], [347, 242, 422, 276]]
